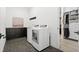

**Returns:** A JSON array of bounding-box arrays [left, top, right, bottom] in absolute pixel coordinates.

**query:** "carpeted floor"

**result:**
[[3, 37, 62, 52]]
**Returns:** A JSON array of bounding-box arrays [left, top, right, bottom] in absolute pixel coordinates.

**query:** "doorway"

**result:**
[[60, 9, 79, 52]]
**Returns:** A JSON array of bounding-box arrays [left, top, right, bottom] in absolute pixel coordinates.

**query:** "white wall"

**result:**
[[0, 7, 6, 34], [5, 7, 31, 27], [30, 7, 60, 48]]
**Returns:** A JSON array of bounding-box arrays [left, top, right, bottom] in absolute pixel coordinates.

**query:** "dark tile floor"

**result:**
[[3, 37, 62, 52]]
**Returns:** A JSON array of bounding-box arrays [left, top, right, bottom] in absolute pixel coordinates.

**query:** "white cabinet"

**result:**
[[0, 38, 6, 52]]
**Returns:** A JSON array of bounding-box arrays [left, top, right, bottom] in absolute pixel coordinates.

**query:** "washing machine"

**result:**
[[31, 27, 49, 51]]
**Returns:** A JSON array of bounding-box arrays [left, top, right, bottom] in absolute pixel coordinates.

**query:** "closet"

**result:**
[[60, 7, 79, 52]]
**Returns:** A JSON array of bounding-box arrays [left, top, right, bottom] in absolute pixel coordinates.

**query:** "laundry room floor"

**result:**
[[3, 37, 62, 52]]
